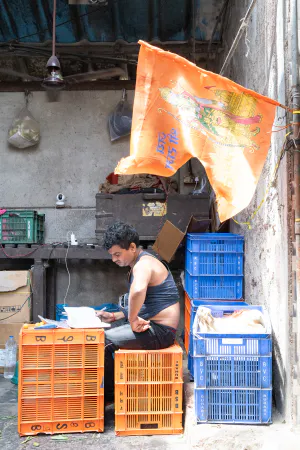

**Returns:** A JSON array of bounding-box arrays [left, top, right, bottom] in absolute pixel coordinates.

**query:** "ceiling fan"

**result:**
[[0, 0, 126, 89]]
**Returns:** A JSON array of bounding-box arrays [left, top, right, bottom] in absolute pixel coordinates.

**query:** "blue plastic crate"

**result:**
[[194, 333, 272, 357], [185, 272, 243, 299], [56, 304, 69, 321], [188, 352, 194, 380], [192, 304, 272, 388], [195, 388, 272, 424], [186, 250, 244, 276], [192, 305, 272, 340], [56, 303, 120, 321], [185, 299, 248, 380], [194, 355, 272, 389], [186, 233, 244, 253], [189, 300, 248, 335]]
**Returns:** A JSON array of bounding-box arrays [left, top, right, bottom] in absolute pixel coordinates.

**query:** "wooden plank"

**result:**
[[0, 244, 185, 269], [0, 80, 136, 92], [0, 245, 110, 260]]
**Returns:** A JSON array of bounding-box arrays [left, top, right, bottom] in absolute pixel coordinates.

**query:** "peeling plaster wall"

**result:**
[[219, 0, 292, 419]]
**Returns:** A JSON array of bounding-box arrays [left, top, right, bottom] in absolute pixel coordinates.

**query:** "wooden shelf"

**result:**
[[0, 244, 110, 260]]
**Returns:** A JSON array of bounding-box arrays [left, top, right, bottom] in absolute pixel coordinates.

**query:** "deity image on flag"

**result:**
[[158, 86, 262, 153], [115, 41, 280, 222]]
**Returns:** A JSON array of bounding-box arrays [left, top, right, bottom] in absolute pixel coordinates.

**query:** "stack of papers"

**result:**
[[64, 307, 111, 329]]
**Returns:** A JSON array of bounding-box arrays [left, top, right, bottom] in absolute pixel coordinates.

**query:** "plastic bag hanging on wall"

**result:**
[[7, 92, 40, 149], [108, 89, 132, 141]]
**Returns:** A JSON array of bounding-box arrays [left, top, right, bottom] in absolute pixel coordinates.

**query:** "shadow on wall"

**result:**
[[56, 260, 128, 306], [272, 333, 287, 418]]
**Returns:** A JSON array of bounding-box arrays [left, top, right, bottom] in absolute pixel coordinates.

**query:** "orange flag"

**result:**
[[115, 41, 280, 222]]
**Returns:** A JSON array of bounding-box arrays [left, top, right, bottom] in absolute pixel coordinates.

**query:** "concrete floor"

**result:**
[[1, 365, 300, 450]]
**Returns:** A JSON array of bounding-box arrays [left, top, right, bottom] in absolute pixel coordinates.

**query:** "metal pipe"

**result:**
[[206, 0, 229, 69], [291, 0, 300, 423], [192, 0, 196, 63], [52, 0, 57, 57]]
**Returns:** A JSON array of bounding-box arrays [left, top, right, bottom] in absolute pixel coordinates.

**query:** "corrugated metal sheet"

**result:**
[[0, 0, 223, 44]]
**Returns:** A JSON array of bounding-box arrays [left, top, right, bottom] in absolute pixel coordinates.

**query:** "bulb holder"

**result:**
[[46, 55, 61, 69], [42, 56, 65, 90]]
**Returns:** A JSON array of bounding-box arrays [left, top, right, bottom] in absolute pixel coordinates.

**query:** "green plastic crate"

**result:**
[[0, 211, 45, 244]]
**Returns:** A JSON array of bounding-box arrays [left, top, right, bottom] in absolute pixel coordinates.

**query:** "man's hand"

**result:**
[[96, 310, 115, 323], [130, 316, 150, 333]]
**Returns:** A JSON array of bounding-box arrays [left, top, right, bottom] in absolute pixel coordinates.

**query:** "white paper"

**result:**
[[38, 315, 70, 329], [64, 307, 111, 329]]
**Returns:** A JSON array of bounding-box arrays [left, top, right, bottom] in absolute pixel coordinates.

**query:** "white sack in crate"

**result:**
[[196, 306, 266, 334], [8, 107, 40, 149]]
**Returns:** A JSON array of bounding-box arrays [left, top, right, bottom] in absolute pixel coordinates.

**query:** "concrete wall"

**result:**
[[0, 90, 135, 242], [0, 89, 186, 332], [219, 0, 292, 419], [0, 90, 138, 307]]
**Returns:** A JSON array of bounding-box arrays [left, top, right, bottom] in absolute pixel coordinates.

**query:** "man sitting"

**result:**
[[97, 221, 180, 404]]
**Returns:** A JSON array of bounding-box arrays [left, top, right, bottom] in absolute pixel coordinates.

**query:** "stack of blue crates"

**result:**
[[184, 233, 245, 379], [184, 233, 272, 424], [192, 304, 272, 424], [185, 233, 244, 300]]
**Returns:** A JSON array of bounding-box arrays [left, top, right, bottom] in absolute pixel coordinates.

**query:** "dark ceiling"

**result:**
[[0, 0, 228, 88]]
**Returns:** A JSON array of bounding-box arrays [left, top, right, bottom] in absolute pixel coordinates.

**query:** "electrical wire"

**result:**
[[0, 45, 138, 65], [0, 244, 45, 258], [62, 232, 72, 305], [46, 243, 61, 266], [0, 297, 30, 322], [220, 0, 258, 76], [232, 133, 291, 228], [0, 6, 106, 44]]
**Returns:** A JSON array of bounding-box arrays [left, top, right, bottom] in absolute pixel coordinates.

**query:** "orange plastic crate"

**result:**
[[18, 326, 105, 436], [184, 293, 191, 332], [115, 344, 183, 435], [184, 326, 189, 353]]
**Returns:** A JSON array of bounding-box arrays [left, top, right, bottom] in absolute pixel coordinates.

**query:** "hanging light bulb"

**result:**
[[42, 0, 65, 90], [42, 55, 65, 90]]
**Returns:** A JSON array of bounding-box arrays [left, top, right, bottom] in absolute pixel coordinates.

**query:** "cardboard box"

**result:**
[[153, 216, 211, 262], [0, 271, 31, 323], [0, 322, 23, 345], [0, 322, 23, 373]]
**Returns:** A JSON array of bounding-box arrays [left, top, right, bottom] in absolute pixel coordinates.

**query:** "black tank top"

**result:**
[[127, 251, 180, 320]]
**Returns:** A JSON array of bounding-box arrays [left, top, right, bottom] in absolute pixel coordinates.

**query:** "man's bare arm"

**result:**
[[128, 260, 152, 322]]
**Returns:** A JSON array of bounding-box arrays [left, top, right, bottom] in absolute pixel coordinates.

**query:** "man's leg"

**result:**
[[104, 322, 176, 402]]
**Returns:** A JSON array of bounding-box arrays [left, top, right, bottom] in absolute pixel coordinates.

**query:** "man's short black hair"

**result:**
[[103, 221, 140, 250]]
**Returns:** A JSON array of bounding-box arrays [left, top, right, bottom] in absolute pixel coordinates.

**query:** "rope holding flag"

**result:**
[[115, 41, 280, 223]]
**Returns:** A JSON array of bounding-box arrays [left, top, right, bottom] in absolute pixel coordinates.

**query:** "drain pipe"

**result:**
[[291, 0, 300, 423]]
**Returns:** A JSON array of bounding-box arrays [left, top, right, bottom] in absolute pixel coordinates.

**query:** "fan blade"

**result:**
[[0, 68, 42, 81], [64, 67, 126, 83]]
